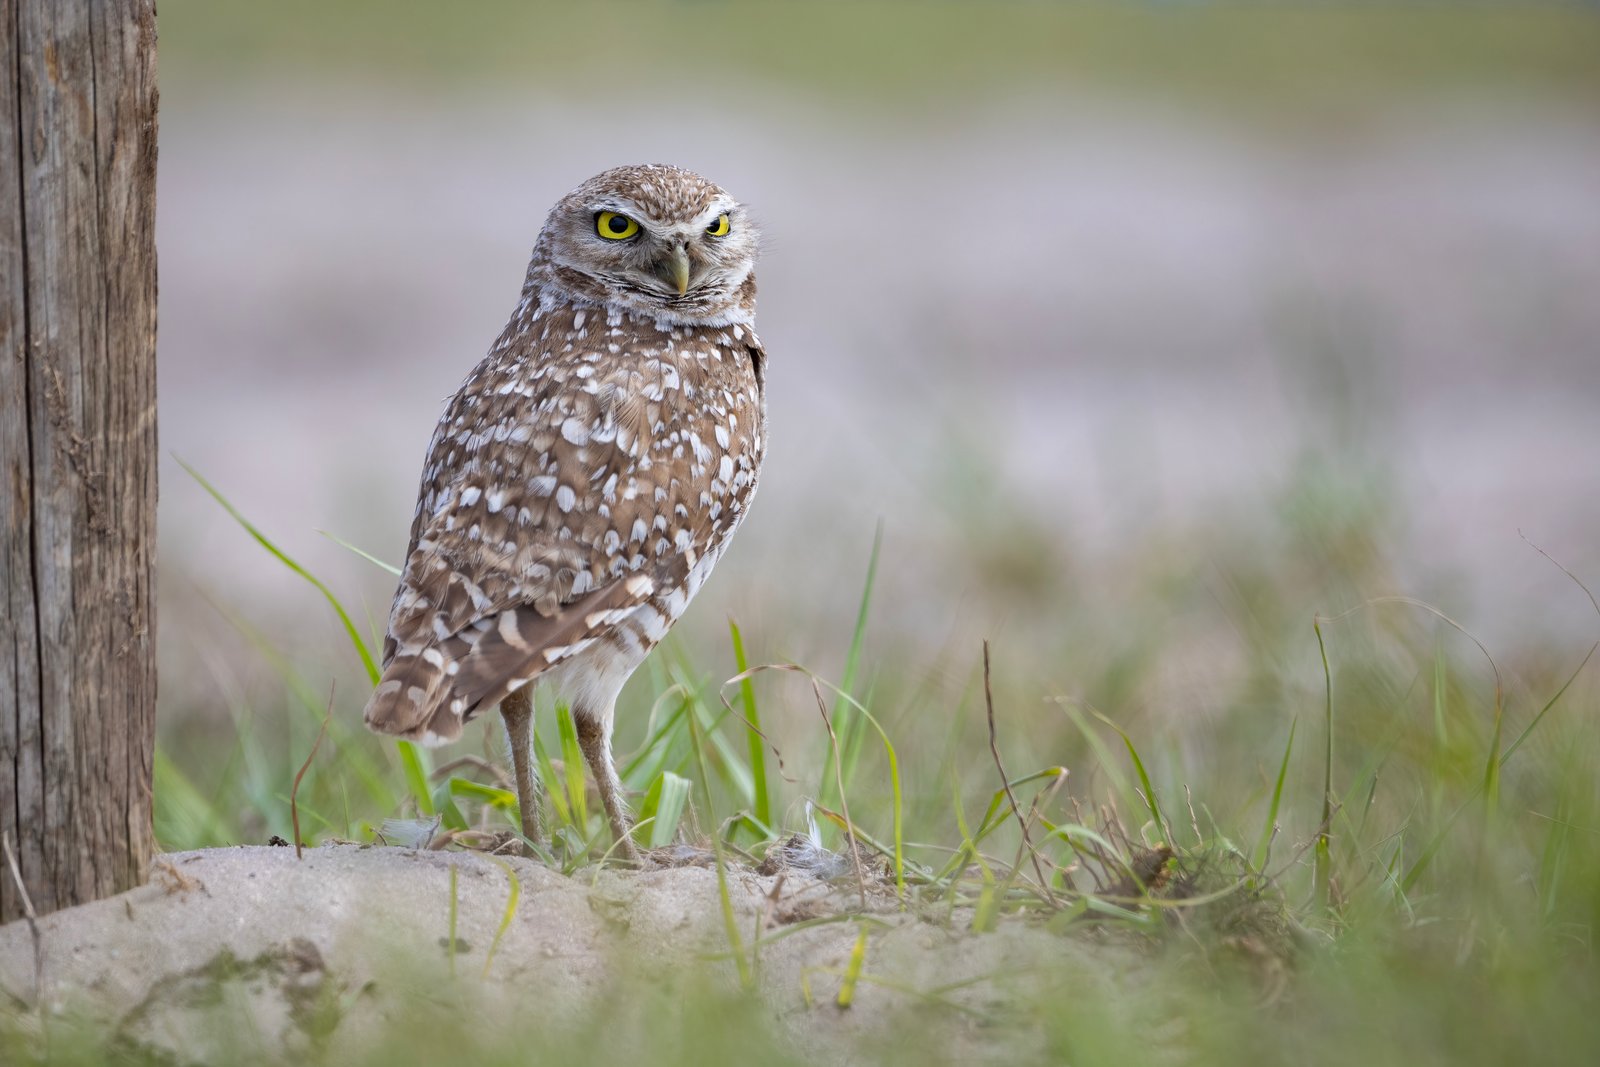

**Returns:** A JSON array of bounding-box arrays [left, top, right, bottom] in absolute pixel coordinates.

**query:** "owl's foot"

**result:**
[[500, 689, 545, 852], [572, 710, 644, 867]]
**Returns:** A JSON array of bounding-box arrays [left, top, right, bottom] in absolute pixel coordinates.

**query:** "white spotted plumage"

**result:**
[[362, 165, 766, 858]]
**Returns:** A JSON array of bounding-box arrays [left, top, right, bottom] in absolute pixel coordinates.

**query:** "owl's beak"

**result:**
[[660, 245, 691, 297]]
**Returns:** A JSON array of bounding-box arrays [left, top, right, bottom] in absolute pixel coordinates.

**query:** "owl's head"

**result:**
[[529, 164, 759, 326]]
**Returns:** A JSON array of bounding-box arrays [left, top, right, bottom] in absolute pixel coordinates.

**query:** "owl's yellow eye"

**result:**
[[596, 211, 639, 240], [705, 213, 730, 237]]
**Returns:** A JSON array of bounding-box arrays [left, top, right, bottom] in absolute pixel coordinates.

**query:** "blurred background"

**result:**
[[153, 2, 1600, 847]]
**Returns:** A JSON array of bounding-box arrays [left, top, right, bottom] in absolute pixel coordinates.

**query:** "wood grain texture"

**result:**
[[1, 0, 157, 922]]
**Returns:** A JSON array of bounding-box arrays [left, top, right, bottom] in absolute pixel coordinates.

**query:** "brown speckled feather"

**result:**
[[363, 163, 766, 748]]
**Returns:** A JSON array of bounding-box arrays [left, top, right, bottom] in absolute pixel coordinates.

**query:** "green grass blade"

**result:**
[[153, 749, 236, 847], [933, 768, 1069, 884], [803, 669, 905, 899], [198, 592, 398, 814], [1482, 698, 1504, 809], [1059, 701, 1138, 816], [178, 457, 380, 685], [397, 740, 435, 816], [1500, 642, 1596, 766], [1087, 708, 1167, 841], [1400, 795, 1474, 894], [835, 678, 877, 809], [448, 776, 517, 810], [1313, 617, 1335, 912], [686, 696, 751, 988], [637, 771, 692, 848], [556, 702, 589, 832], [1400, 641, 1597, 893], [836, 924, 869, 1008], [428, 779, 468, 831], [533, 727, 572, 829], [729, 618, 771, 830], [1432, 641, 1450, 747], [446, 865, 459, 980], [821, 525, 881, 812], [273, 791, 338, 835], [667, 658, 755, 804], [1045, 821, 1127, 862], [946, 774, 990, 879], [971, 881, 999, 933], [316, 528, 402, 576], [1252, 717, 1297, 871], [837, 524, 883, 724], [698, 700, 756, 801], [480, 857, 522, 978], [622, 685, 692, 785]]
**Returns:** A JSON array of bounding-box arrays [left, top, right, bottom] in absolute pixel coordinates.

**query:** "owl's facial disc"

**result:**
[[579, 199, 742, 301], [532, 165, 759, 325]]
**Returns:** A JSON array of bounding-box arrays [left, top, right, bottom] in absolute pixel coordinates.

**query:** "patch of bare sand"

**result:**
[[0, 846, 1150, 1064]]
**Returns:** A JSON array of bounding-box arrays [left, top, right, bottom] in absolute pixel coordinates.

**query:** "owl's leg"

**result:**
[[574, 709, 642, 866], [500, 686, 544, 849]]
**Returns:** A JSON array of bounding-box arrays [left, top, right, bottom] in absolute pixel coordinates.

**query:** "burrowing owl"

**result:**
[[363, 164, 766, 863]]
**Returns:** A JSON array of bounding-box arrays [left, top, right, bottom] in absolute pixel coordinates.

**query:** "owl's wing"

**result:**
[[363, 564, 655, 745], [361, 334, 695, 745]]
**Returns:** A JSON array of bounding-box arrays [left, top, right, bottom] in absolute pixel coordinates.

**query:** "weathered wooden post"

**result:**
[[1, 0, 158, 922]]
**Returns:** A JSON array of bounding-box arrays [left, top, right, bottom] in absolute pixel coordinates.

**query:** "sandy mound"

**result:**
[[0, 845, 1146, 1063]]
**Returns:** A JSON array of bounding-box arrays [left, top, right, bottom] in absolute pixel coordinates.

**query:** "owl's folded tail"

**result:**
[[363, 640, 465, 746], [362, 573, 658, 746]]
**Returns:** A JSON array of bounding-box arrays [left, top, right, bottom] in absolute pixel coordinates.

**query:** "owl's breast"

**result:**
[[403, 308, 765, 632], [615, 326, 765, 559]]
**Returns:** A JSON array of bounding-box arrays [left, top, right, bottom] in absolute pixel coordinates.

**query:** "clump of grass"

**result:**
[[108, 464, 1600, 1066], [169, 468, 1248, 921]]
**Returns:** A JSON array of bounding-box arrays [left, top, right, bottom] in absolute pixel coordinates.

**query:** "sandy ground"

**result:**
[[0, 846, 1146, 1063]]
